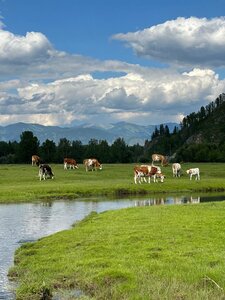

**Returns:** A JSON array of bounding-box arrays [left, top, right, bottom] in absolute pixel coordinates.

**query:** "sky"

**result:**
[[1, 0, 225, 127]]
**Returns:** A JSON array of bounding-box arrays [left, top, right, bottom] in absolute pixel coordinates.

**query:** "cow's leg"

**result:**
[[39, 171, 43, 181]]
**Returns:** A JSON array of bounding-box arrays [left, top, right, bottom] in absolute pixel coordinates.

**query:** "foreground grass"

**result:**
[[1, 163, 225, 202], [9, 201, 225, 299]]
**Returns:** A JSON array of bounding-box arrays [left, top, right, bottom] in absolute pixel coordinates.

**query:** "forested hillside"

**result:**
[[145, 93, 225, 162]]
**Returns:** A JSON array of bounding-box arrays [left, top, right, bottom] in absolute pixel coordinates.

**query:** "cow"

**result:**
[[39, 164, 54, 181], [172, 163, 182, 177], [151, 153, 168, 166], [32, 155, 41, 166], [140, 164, 161, 183], [83, 158, 102, 172], [64, 158, 78, 170], [134, 165, 165, 184], [186, 168, 200, 180]]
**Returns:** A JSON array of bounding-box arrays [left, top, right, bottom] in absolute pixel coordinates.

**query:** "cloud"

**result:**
[[0, 29, 53, 64], [112, 17, 225, 68], [0, 18, 225, 127], [0, 67, 224, 126], [0, 26, 143, 80]]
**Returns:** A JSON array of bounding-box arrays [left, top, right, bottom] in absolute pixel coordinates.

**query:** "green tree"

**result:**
[[17, 131, 40, 163], [57, 138, 71, 162], [84, 139, 99, 159], [98, 140, 111, 163], [71, 140, 83, 163], [40, 139, 57, 163], [110, 138, 131, 163]]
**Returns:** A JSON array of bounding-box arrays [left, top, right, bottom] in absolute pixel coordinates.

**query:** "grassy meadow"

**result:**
[[1, 162, 225, 202], [9, 201, 225, 299]]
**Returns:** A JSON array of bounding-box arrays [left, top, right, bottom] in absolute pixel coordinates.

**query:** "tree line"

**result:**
[[0, 131, 145, 164]]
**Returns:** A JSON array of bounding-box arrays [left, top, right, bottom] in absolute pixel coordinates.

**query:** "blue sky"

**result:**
[[1, 0, 225, 127]]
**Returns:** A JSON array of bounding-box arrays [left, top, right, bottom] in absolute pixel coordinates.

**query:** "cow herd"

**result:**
[[31, 155, 102, 181], [133, 154, 200, 184], [31, 153, 201, 183]]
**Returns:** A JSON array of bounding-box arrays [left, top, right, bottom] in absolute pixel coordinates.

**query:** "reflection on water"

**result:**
[[1, 194, 225, 299], [134, 196, 201, 206]]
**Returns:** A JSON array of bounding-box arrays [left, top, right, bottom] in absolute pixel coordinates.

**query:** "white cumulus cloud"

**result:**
[[113, 17, 225, 68]]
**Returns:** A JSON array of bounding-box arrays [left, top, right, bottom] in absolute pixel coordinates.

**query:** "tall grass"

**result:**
[[9, 202, 225, 299], [1, 163, 225, 202]]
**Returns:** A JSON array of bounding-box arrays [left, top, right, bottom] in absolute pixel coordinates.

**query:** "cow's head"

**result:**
[[157, 173, 165, 182]]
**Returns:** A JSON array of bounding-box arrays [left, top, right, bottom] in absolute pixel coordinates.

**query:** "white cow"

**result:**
[[172, 163, 181, 177], [186, 168, 200, 180]]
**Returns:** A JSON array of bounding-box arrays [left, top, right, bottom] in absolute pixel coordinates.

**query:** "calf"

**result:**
[[186, 168, 200, 180], [39, 164, 54, 181]]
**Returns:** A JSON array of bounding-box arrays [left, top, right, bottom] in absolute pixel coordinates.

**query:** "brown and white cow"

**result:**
[[64, 158, 78, 170], [83, 158, 102, 172], [140, 164, 161, 183], [151, 153, 168, 166], [134, 165, 165, 184], [32, 155, 41, 166], [186, 168, 200, 180]]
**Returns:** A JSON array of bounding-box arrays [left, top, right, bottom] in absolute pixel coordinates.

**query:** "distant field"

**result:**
[[1, 163, 225, 202]]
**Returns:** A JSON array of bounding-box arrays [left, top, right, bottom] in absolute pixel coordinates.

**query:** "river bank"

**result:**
[[9, 200, 225, 299]]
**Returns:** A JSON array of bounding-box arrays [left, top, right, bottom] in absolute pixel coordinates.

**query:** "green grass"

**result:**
[[1, 163, 225, 203], [9, 201, 225, 299]]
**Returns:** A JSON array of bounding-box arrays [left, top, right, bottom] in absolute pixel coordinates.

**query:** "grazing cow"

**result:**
[[39, 164, 54, 181], [32, 155, 41, 166], [151, 153, 168, 166], [140, 164, 161, 183], [186, 168, 200, 180], [141, 164, 161, 174], [83, 158, 102, 172], [172, 163, 182, 177], [64, 158, 78, 170], [134, 165, 165, 184]]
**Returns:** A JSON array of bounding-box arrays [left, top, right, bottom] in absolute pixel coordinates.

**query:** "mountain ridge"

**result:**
[[0, 121, 178, 146]]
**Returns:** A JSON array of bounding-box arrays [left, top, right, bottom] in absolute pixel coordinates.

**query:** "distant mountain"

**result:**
[[0, 121, 178, 146]]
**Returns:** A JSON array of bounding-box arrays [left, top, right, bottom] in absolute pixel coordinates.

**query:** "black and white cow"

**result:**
[[39, 164, 54, 181]]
